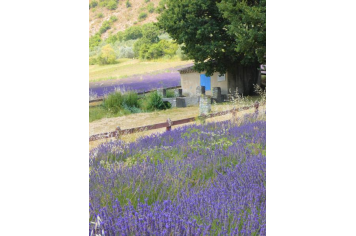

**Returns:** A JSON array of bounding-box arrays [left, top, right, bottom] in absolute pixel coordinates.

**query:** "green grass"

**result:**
[[90, 95, 261, 123], [89, 58, 192, 82], [90, 106, 129, 122], [90, 91, 172, 122]]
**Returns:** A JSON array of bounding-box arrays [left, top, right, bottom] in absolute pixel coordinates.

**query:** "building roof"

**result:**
[[178, 65, 196, 74], [178, 65, 266, 74]]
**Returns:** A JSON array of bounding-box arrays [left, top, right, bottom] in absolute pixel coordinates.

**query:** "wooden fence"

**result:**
[[89, 86, 182, 104], [89, 103, 259, 142]]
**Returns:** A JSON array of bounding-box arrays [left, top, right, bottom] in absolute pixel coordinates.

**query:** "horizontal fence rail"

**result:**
[[89, 86, 182, 103], [89, 104, 258, 142]]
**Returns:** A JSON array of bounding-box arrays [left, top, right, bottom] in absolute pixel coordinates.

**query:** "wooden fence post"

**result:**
[[254, 102, 260, 114], [115, 126, 121, 139], [166, 118, 172, 131], [232, 107, 237, 120]]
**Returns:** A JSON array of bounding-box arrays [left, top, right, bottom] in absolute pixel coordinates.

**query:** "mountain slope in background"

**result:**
[[89, 0, 161, 39]]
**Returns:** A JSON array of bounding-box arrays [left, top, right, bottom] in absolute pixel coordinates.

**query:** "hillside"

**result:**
[[89, 0, 162, 39]]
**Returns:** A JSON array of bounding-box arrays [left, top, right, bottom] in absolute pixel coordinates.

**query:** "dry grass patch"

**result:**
[[89, 59, 192, 82]]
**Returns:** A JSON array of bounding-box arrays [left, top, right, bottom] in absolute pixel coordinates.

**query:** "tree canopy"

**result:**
[[157, 0, 266, 76]]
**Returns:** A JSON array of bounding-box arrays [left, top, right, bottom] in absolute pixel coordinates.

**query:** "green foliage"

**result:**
[[134, 37, 149, 57], [138, 12, 148, 21], [99, 20, 111, 35], [123, 26, 143, 40], [89, 57, 97, 65], [95, 90, 172, 121], [95, 0, 119, 10], [97, 13, 104, 18], [139, 40, 178, 59], [89, 0, 98, 9], [101, 91, 140, 115], [147, 3, 155, 13], [157, 0, 236, 76], [107, 0, 118, 10], [138, 42, 150, 58], [90, 105, 130, 122], [106, 34, 118, 44], [97, 44, 117, 65], [145, 91, 170, 111], [159, 40, 178, 57], [98, 0, 107, 7], [123, 91, 140, 108], [176, 45, 188, 60], [109, 16, 118, 23], [217, 0, 266, 65], [141, 23, 160, 43], [102, 92, 124, 113], [155, 0, 167, 13], [89, 34, 102, 50], [145, 0, 150, 2], [102, 91, 140, 113], [157, 0, 266, 75], [126, 0, 131, 8]]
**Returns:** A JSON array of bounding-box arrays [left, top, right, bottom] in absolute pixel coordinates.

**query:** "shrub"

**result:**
[[102, 91, 141, 114], [97, 44, 116, 65], [97, 13, 104, 18], [89, 57, 97, 65], [145, 91, 170, 111], [89, 34, 102, 50], [123, 104, 141, 113], [109, 16, 118, 23], [107, 0, 118, 10], [99, 21, 111, 35], [106, 34, 118, 44], [138, 12, 148, 21], [138, 43, 150, 59], [146, 43, 163, 59], [155, 0, 167, 13], [117, 46, 135, 58], [134, 37, 151, 57], [158, 40, 178, 57], [123, 26, 143, 40], [147, 3, 155, 13], [89, 0, 98, 9], [102, 92, 124, 113], [99, 1, 107, 7], [145, 0, 150, 3], [123, 91, 140, 108], [141, 23, 160, 43], [126, 0, 131, 8]]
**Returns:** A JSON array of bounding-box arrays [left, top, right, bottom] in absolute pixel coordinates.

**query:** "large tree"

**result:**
[[157, 0, 266, 95]]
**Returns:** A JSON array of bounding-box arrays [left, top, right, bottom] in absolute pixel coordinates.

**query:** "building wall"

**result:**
[[211, 72, 229, 95], [180, 72, 229, 96]]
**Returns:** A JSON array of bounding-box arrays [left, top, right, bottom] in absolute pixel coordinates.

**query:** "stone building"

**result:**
[[178, 66, 229, 97], [178, 65, 265, 97]]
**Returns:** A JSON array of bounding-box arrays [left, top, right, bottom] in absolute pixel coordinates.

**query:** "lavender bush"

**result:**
[[89, 113, 266, 235]]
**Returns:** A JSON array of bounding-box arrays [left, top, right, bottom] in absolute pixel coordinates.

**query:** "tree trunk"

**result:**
[[228, 62, 260, 96]]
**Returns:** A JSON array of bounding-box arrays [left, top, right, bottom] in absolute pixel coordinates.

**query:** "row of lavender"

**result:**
[[89, 72, 181, 99], [89, 113, 266, 235]]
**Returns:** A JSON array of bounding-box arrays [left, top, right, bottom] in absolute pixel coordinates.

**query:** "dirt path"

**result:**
[[89, 104, 264, 150]]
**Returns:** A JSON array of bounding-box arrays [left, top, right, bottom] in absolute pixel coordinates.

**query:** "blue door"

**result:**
[[200, 74, 211, 91]]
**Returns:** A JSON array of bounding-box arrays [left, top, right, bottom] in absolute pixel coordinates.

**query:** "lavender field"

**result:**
[[89, 113, 266, 235], [89, 72, 180, 98]]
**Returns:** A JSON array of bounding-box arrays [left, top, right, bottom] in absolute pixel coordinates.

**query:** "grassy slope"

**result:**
[[89, 58, 192, 82], [89, 0, 161, 39]]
